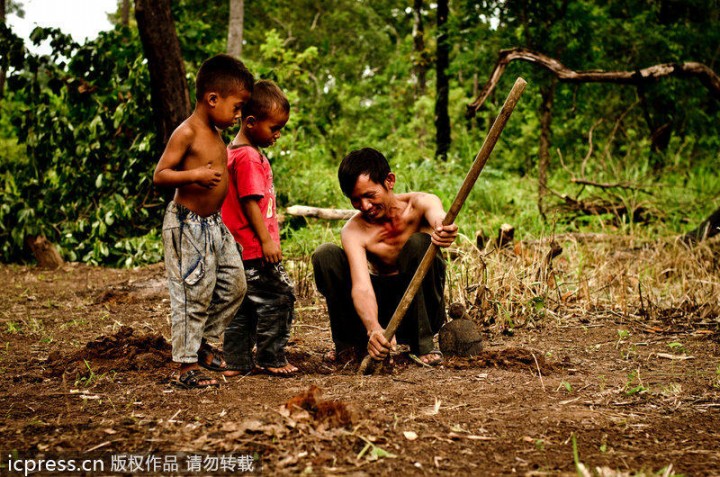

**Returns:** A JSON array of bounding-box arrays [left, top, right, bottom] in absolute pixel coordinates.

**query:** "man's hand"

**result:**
[[367, 328, 397, 360], [262, 240, 283, 264], [195, 163, 222, 188], [430, 223, 459, 248]]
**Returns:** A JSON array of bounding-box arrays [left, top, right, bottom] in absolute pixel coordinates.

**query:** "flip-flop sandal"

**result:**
[[173, 369, 220, 389], [198, 347, 227, 372]]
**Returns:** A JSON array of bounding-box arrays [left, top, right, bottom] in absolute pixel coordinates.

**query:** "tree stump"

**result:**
[[475, 230, 488, 250], [25, 235, 64, 269], [496, 223, 515, 248]]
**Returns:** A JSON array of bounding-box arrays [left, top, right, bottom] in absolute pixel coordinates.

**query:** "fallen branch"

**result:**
[[522, 233, 635, 245], [545, 189, 649, 224], [286, 205, 356, 220], [570, 178, 653, 195]]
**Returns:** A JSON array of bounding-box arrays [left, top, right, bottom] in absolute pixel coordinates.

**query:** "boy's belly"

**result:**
[[174, 181, 229, 217]]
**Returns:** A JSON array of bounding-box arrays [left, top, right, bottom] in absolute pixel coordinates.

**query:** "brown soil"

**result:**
[[0, 262, 719, 475]]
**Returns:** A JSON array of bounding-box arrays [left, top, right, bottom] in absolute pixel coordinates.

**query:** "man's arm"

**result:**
[[417, 193, 459, 247], [241, 198, 282, 263], [153, 126, 222, 189], [341, 224, 396, 359]]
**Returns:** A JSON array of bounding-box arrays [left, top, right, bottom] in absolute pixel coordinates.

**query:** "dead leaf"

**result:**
[[403, 431, 418, 441]]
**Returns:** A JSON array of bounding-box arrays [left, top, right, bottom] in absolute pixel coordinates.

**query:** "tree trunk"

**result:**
[[0, 0, 6, 99], [434, 0, 451, 159], [134, 0, 191, 147], [121, 0, 130, 27], [636, 81, 673, 166], [227, 0, 244, 58], [538, 79, 556, 220], [412, 0, 426, 96], [467, 48, 720, 117]]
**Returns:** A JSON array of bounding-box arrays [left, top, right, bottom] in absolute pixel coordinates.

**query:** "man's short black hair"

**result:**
[[195, 54, 255, 100], [242, 80, 290, 120], [338, 148, 391, 197]]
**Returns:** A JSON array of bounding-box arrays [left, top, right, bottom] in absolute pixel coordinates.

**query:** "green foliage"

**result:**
[[0, 24, 159, 265], [0, 0, 718, 266]]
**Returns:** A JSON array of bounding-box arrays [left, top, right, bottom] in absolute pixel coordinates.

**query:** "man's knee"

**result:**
[[312, 243, 344, 271], [407, 232, 431, 248], [401, 233, 431, 262]]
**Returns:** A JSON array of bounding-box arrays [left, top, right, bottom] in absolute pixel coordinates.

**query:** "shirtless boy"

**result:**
[[312, 147, 458, 365], [153, 54, 254, 389]]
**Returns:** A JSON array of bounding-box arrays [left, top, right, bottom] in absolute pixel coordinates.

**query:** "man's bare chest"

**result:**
[[364, 219, 419, 264]]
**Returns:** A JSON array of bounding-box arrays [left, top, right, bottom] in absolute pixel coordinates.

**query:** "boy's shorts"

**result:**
[[162, 201, 246, 363]]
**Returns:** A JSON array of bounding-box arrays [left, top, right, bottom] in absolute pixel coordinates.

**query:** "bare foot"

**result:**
[[414, 351, 443, 366], [323, 348, 359, 364], [222, 368, 252, 378], [263, 363, 299, 376]]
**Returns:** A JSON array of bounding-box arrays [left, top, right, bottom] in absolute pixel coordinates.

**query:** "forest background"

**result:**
[[0, 0, 718, 268]]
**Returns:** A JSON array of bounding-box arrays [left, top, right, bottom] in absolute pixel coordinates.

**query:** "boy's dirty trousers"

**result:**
[[312, 233, 446, 356], [162, 202, 247, 363], [223, 261, 295, 371]]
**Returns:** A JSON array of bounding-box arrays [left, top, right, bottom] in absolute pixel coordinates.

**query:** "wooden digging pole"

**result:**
[[358, 77, 527, 375]]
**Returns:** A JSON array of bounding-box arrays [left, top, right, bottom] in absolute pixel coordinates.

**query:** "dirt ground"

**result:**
[[1, 260, 719, 476]]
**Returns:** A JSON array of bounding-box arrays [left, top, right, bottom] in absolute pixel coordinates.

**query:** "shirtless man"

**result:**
[[153, 54, 254, 389], [312, 148, 458, 365]]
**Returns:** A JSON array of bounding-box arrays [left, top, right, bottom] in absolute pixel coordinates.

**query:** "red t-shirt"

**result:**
[[222, 145, 280, 261]]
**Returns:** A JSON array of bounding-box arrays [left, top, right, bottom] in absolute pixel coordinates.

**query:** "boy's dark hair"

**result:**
[[195, 54, 255, 100], [338, 148, 391, 197], [242, 80, 290, 119]]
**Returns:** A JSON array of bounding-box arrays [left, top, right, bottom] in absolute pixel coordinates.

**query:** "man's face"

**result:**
[[348, 173, 394, 222]]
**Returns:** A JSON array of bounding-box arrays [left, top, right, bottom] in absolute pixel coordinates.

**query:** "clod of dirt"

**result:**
[[439, 302, 483, 357], [446, 347, 555, 374], [44, 326, 172, 378], [284, 385, 354, 429]]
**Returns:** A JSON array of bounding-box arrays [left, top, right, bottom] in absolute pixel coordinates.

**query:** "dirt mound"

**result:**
[[446, 347, 555, 374], [45, 326, 172, 379], [286, 349, 334, 374], [284, 385, 354, 429]]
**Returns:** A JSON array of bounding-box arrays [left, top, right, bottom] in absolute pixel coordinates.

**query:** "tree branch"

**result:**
[[467, 48, 720, 117]]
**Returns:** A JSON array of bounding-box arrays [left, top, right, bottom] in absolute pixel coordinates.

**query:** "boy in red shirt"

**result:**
[[221, 80, 297, 376]]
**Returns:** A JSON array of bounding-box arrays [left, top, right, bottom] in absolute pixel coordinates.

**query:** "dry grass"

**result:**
[[286, 233, 720, 334]]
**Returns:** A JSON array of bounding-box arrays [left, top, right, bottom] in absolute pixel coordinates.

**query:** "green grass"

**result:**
[[275, 132, 719, 258]]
